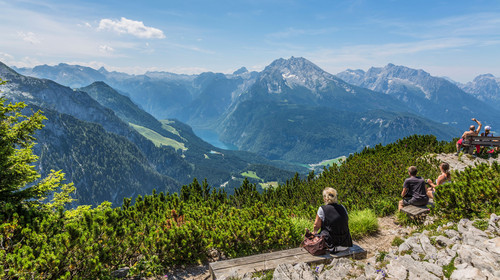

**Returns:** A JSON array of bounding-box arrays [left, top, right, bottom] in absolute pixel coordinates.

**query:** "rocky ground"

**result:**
[[234, 214, 500, 280], [432, 152, 499, 173]]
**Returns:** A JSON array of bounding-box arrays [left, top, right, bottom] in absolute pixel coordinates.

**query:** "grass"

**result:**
[[391, 236, 404, 247], [443, 255, 457, 278], [473, 219, 489, 231], [308, 156, 346, 168], [291, 208, 380, 245], [348, 209, 379, 240], [240, 171, 262, 181], [290, 217, 314, 241], [130, 123, 187, 151], [159, 120, 187, 141]]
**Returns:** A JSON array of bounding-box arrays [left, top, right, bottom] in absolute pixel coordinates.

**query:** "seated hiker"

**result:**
[[426, 162, 451, 199], [477, 126, 496, 155], [398, 166, 429, 211], [312, 187, 353, 252], [456, 118, 482, 155]]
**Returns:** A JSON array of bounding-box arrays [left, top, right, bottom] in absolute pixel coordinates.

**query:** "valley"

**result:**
[[3, 57, 500, 207]]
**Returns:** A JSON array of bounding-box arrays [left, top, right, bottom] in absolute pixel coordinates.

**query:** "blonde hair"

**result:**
[[322, 187, 338, 204]]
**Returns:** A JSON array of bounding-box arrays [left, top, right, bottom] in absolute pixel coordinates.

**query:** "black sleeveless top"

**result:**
[[320, 203, 353, 249]]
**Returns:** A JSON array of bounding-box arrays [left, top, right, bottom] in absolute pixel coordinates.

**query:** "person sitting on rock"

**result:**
[[398, 166, 429, 211], [313, 187, 353, 252], [456, 118, 482, 155], [426, 162, 451, 199]]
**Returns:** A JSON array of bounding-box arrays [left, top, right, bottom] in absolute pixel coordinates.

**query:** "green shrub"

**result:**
[[349, 209, 379, 240], [433, 162, 500, 220], [290, 217, 314, 241]]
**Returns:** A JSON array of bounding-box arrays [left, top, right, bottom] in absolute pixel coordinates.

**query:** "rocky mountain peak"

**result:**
[[460, 73, 500, 106], [259, 57, 340, 93], [233, 67, 248, 75]]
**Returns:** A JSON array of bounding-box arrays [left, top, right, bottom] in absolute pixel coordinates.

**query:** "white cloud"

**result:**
[[17, 31, 40, 44], [98, 17, 166, 39], [0, 52, 14, 61], [99, 45, 115, 54]]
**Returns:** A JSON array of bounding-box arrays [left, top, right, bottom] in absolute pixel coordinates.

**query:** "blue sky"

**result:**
[[1, 0, 499, 82]]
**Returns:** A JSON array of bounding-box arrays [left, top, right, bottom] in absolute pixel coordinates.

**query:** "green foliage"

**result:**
[[0, 92, 75, 214], [4, 129, 495, 279], [443, 255, 457, 278], [391, 236, 404, 247], [472, 219, 489, 231], [349, 209, 379, 240], [376, 251, 388, 262], [433, 161, 500, 220], [290, 217, 314, 241]]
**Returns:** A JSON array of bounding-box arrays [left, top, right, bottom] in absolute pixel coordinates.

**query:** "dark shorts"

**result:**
[[403, 197, 428, 206]]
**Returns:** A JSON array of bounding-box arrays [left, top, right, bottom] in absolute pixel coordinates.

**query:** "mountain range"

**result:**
[[458, 74, 500, 109], [336, 64, 500, 130], [6, 57, 499, 205], [0, 62, 302, 206]]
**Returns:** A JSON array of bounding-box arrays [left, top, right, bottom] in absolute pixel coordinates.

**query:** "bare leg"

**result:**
[[427, 190, 434, 199], [398, 200, 404, 211]]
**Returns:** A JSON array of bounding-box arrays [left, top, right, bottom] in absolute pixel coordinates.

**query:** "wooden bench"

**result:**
[[462, 135, 500, 155], [209, 245, 366, 279], [400, 198, 434, 217]]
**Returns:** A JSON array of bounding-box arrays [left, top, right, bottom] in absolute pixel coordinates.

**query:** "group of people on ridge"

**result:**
[[308, 118, 497, 253], [456, 118, 497, 156]]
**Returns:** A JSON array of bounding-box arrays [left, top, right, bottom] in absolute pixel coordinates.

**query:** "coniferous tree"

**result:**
[[0, 79, 74, 215]]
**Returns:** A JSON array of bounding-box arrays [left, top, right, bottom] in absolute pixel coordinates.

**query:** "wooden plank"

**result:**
[[209, 245, 366, 279], [401, 205, 430, 216], [401, 198, 433, 216]]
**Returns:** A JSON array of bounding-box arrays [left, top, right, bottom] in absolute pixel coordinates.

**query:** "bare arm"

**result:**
[[473, 118, 482, 134], [401, 187, 408, 197], [427, 174, 446, 188], [313, 214, 322, 234]]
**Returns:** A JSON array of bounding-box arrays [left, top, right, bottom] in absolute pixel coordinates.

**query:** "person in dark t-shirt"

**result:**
[[398, 166, 429, 211]]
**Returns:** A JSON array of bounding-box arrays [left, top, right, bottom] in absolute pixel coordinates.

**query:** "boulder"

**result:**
[[111, 267, 129, 278], [273, 263, 316, 280], [450, 266, 487, 280], [456, 244, 500, 276]]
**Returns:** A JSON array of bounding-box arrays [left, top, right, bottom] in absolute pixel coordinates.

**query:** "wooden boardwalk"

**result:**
[[209, 245, 366, 279]]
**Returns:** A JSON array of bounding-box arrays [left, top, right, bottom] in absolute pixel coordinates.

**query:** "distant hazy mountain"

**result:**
[[459, 74, 500, 109], [217, 58, 458, 162], [336, 64, 500, 129], [13, 63, 107, 88], [14, 63, 257, 126]]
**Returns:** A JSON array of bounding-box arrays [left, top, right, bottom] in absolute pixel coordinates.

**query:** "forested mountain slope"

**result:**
[[0, 66, 305, 205]]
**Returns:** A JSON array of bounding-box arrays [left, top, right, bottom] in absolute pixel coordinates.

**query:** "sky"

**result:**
[[1, 0, 500, 83]]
